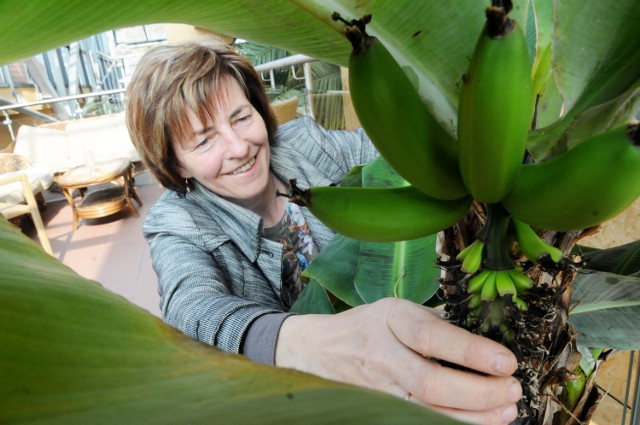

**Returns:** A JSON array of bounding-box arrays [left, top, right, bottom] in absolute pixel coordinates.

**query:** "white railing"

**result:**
[[254, 54, 317, 120], [1, 54, 323, 140], [1, 89, 126, 140]]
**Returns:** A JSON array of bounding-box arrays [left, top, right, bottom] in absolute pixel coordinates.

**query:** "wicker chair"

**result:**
[[271, 97, 299, 125], [0, 152, 32, 174], [0, 153, 51, 208], [0, 173, 53, 255]]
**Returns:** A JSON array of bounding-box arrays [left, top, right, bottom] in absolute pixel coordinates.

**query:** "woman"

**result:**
[[126, 36, 520, 425]]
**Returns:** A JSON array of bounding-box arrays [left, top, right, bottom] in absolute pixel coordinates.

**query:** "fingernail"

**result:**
[[501, 404, 518, 423], [507, 381, 522, 403], [491, 353, 514, 374]]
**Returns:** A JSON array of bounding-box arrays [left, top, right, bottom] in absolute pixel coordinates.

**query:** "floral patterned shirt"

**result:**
[[262, 201, 319, 308]]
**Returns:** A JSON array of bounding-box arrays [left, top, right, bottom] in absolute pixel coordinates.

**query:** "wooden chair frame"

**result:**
[[0, 173, 53, 255]]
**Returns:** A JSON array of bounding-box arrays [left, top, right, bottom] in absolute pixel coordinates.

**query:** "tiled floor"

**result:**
[[592, 351, 638, 425], [30, 169, 164, 317]]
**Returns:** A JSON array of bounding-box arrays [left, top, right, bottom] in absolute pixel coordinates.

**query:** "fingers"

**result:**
[[426, 404, 519, 425], [378, 298, 522, 417], [277, 298, 522, 425], [385, 299, 518, 376], [397, 353, 521, 411]]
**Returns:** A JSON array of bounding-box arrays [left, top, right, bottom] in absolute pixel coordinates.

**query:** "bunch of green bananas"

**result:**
[[455, 204, 556, 312], [297, 6, 639, 305], [466, 268, 531, 311]]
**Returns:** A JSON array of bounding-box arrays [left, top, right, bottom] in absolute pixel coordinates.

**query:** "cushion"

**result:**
[[0, 167, 54, 203], [66, 112, 140, 165], [13, 125, 71, 171]]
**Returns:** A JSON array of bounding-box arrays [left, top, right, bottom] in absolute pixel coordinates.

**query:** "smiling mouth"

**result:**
[[226, 156, 256, 175]]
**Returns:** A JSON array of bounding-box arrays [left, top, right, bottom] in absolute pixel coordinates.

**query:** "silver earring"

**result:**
[[185, 178, 191, 193]]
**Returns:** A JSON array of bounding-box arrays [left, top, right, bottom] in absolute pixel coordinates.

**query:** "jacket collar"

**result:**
[[187, 180, 264, 263]]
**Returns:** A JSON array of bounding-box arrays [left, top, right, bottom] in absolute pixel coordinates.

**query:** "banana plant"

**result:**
[[1, 0, 640, 424]]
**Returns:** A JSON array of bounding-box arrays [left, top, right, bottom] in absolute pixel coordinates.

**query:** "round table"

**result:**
[[55, 158, 142, 230]]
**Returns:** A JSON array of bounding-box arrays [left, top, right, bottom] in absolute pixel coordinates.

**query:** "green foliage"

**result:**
[[569, 242, 640, 349], [0, 217, 463, 424], [2, 1, 637, 152], [294, 157, 441, 313]]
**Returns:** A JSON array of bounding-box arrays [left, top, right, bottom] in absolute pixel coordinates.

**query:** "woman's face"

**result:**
[[173, 78, 272, 206]]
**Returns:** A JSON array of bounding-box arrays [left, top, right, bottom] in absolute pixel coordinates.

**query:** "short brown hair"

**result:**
[[125, 36, 277, 194]]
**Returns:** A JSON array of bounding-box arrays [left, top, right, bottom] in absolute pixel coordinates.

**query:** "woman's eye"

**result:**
[[194, 137, 215, 151], [235, 114, 253, 127]]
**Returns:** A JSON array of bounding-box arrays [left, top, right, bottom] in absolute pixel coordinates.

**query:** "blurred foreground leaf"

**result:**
[[0, 218, 461, 424]]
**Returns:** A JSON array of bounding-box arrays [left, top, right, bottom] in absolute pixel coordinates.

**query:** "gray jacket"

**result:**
[[143, 116, 377, 353]]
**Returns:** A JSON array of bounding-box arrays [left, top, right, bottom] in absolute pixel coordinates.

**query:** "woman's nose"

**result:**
[[220, 128, 249, 158]]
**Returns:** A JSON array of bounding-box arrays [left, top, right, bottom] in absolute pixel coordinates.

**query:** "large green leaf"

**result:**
[[355, 237, 440, 304], [290, 279, 337, 314], [300, 234, 367, 307], [0, 1, 495, 135], [2, 1, 638, 149], [529, 0, 640, 159], [579, 240, 640, 277], [0, 0, 349, 65], [529, 76, 640, 160], [552, 0, 640, 116], [569, 270, 640, 350], [0, 218, 463, 424], [355, 156, 440, 304], [327, 0, 492, 133], [529, 0, 565, 131], [299, 155, 442, 309]]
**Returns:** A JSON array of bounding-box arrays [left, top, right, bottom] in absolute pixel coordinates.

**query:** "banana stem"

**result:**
[[478, 203, 513, 270], [490, 0, 513, 13], [331, 12, 373, 54], [486, 0, 514, 37], [278, 179, 311, 207]]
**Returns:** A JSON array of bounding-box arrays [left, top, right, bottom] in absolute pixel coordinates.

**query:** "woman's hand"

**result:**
[[276, 297, 521, 425]]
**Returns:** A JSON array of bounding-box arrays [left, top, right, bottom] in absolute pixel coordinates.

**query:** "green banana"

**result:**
[[338, 14, 468, 200], [468, 293, 483, 309], [456, 239, 485, 274], [469, 268, 530, 303], [457, 5, 533, 203], [467, 269, 492, 294], [503, 124, 640, 231], [286, 180, 471, 242], [495, 270, 517, 297], [507, 268, 534, 292], [511, 218, 563, 263], [456, 240, 476, 261], [480, 270, 498, 301], [511, 294, 528, 311]]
